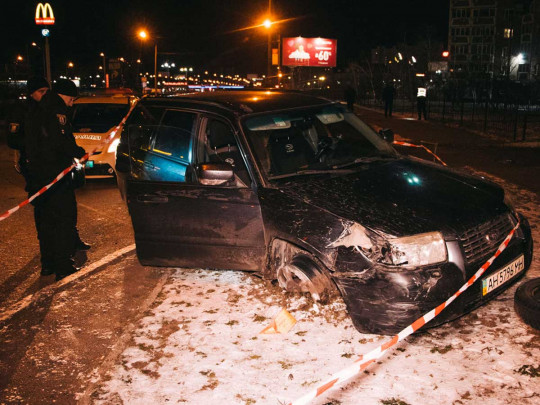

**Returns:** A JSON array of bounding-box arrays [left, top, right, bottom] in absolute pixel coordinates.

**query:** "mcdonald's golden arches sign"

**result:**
[[35, 3, 55, 25]]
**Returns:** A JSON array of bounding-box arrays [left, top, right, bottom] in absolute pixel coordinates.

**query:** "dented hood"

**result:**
[[274, 158, 507, 237]]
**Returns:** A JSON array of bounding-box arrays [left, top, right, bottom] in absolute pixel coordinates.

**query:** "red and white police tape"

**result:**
[[393, 140, 448, 166], [0, 102, 136, 222], [287, 221, 520, 405]]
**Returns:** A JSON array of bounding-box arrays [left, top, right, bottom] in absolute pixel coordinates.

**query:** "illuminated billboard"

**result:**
[[282, 37, 337, 67]]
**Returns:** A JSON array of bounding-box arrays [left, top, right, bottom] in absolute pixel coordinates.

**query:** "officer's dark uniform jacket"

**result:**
[[6, 98, 40, 179], [25, 92, 86, 192]]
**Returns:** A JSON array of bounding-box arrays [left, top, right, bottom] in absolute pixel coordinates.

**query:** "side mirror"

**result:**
[[197, 162, 234, 186], [378, 128, 394, 143]]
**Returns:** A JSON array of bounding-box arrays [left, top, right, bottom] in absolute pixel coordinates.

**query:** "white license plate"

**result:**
[[482, 255, 524, 296]]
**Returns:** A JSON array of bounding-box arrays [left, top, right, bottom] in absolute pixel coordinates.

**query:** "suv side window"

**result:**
[[118, 105, 162, 175], [140, 110, 197, 182], [200, 117, 250, 186], [150, 110, 195, 162], [124, 108, 197, 182]]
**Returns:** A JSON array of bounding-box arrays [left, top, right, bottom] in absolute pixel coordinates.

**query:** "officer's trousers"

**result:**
[[33, 179, 78, 273]]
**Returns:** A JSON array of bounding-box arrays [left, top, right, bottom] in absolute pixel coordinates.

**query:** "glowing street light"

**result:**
[[17, 55, 23, 61], [263, 17, 274, 80], [66, 61, 74, 78], [138, 28, 157, 93]]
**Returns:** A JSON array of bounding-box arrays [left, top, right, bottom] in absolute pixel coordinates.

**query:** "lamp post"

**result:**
[[264, 19, 272, 81], [66, 61, 74, 78], [31, 42, 46, 76], [138, 29, 157, 93], [154, 43, 158, 93]]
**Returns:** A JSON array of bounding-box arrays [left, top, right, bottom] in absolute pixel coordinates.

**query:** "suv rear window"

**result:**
[[72, 103, 130, 133]]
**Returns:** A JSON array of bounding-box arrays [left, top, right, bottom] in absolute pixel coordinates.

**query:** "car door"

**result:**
[[125, 111, 266, 271]]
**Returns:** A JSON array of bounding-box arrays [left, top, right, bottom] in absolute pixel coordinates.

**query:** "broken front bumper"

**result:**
[[332, 215, 533, 335]]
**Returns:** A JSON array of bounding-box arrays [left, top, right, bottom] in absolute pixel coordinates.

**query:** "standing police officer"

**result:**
[[417, 85, 428, 120], [7, 77, 50, 182], [25, 79, 88, 281]]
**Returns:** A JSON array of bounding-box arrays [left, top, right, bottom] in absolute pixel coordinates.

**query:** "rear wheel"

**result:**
[[514, 278, 540, 330]]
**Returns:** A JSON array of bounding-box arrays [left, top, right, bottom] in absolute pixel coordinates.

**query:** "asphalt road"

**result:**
[[0, 113, 538, 404]]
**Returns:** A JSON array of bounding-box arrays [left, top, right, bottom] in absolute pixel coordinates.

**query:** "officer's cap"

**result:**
[[53, 79, 78, 97], [27, 76, 50, 95]]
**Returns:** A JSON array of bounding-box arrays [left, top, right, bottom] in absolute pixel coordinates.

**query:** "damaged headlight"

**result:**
[[328, 222, 447, 267], [381, 231, 447, 267]]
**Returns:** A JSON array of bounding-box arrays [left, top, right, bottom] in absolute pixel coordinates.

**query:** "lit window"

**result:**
[[504, 28, 513, 39]]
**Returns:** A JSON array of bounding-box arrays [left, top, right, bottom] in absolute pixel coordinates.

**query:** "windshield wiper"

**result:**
[[267, 168, 353, 180], [331, 154, 396, 169]]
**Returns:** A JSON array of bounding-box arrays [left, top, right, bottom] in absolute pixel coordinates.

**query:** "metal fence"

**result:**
[[358, 96, 540, 142]]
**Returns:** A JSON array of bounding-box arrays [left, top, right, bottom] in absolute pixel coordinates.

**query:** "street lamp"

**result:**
[[138, 29, 157, 93], [67, 61, 74, 78], [263, 19, 273, 81]]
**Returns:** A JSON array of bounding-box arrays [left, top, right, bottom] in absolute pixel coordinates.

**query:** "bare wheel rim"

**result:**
[[277, 258, 323, 301]]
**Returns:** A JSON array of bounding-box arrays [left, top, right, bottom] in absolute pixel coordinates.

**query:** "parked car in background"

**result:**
[[72, 90, 137, 177], [116, 91, 533, 335]]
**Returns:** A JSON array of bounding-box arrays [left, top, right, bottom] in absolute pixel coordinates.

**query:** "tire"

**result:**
[[514, 278, 540, 330], [276, 254, 333, 302]]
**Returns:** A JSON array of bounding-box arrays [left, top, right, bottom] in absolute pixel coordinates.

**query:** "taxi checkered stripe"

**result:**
[[288, 222, 519, 405], [0, 103, 136, 222]]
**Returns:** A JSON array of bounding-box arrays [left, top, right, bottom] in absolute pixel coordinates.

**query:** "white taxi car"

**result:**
[[72, 91, 137, 177]]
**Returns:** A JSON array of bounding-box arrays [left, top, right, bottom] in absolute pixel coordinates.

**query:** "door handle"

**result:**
[[143, 161, 156, 170], [137, 194, 168, 203]]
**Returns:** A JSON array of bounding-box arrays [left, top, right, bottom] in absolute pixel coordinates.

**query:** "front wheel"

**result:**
[[276, 254, 334, 301]]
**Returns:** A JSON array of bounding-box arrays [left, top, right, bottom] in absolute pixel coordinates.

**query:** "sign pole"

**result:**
[[44, 36, 51, 83], [35, 3, 55, 83]]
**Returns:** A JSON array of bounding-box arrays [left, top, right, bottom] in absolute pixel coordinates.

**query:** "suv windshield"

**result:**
[[242, 104, 397, 179], [72, 103, 130, 133]]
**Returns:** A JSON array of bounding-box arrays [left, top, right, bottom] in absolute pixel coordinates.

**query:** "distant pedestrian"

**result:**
[[344, 85, 356, 112], [417, 86, 428, 120], [6, 76, 50, 183], [382, 82, 395, 117], [25, 79, 90, 281]]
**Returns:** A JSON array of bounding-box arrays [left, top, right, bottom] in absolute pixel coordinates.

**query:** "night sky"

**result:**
[[2, 0, 449, 76]]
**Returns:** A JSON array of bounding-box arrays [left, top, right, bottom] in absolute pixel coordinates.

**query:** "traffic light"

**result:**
[[442, 51, 450, 58]]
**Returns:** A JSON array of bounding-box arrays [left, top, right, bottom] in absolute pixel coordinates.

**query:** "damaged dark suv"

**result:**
[[116, 91, 533, 335]]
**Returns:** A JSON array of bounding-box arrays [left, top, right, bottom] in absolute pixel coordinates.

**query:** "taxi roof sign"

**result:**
[[35, 3, 55, 25]]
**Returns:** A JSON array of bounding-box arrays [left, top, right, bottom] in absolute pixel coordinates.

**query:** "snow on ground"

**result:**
[[89, 172, 540, 405]]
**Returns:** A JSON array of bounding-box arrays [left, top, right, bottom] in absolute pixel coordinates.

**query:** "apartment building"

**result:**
[[448, 0, 534, 79]]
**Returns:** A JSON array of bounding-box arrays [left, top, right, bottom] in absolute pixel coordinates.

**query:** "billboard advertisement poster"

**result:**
[[282, 37, 337, 67]]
